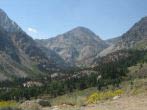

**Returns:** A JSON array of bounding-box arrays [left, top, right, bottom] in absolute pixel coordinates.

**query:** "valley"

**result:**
[[0, 6, 147, 110]]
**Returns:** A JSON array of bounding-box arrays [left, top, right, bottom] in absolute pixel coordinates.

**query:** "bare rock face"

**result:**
[[37, 27, 108, 66]]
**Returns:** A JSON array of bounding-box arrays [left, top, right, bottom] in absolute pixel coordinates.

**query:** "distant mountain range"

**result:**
[[0, 8, 147, 80], [37, 17, 147, 66]]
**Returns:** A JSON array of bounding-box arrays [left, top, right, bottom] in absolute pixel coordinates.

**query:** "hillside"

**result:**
[[100, 17, 147, 56], [115, 17, 147, 49], [0, 9, 62, 80]]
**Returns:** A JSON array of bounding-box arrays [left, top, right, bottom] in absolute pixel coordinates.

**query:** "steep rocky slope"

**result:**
[[115, 16, 147, 49], [0, 9, 61, 80], [100, 17, 147, 56]]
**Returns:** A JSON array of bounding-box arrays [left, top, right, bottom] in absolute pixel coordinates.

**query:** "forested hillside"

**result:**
[[0, 49, 146, 101]]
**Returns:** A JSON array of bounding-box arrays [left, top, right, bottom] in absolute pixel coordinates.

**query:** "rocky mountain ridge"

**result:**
[[0, 9, 63, 80], [100, 17, 147, 56]]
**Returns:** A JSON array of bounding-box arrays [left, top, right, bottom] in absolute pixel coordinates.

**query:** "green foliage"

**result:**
[[95, 49, 147, 90], [0, 101, 20, 110]]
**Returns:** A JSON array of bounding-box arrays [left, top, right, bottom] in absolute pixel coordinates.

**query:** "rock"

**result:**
[[36, 99, 51, 107], [52, 106, 59, 110], [113, 95, 120, 100]]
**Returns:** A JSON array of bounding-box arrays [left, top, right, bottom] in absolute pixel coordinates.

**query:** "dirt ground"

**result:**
[[42, 94, 147, 110], [81, 94, 147, 110]]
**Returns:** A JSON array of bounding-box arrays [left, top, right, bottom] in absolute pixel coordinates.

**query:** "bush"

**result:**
[[0, 101, 17, 108], [87, 89, 124, 104]]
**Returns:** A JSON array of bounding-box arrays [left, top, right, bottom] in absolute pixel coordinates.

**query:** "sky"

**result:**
[[0, 0, 147, 40]]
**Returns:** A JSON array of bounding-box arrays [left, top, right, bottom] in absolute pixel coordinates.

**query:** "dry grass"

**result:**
[[0, 101, 18, 108], [50, 88, 97, 107], [19, 101, 41, 110]]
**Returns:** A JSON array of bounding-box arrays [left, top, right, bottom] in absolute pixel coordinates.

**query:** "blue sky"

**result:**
[[0, 0, 147, 40]]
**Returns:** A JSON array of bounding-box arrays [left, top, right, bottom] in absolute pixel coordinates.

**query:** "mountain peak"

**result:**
[[69, 26, 97, 36], [72, 26, 91, 31], [0, 8, 21, 33], [37, 26, 108, 66], [59, 26, 102, 42]]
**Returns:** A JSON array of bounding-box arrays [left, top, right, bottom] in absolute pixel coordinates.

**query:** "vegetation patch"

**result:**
[[87, 89, 124, 104], [51, 88, 97, 106], [0, 101, 18, 108]]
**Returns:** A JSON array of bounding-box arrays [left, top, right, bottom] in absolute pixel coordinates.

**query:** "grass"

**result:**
[[50, 77, 147, 107], [19, 101, 41, 110], [50, 77, 147, 110], [124, 62, 147, 95], [51, 87, 97, 106], [50, 88, 124, 106], [121, 78, 147, 95], [0, 101, 19, 109]]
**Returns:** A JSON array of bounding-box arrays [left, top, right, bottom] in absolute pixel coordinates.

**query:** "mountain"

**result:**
[[0, 9, 21, 33], [36, 26, 108, 66], [100, 17, 147, 56], [0, 9, 61, 80], [115, 16, 147, 49]]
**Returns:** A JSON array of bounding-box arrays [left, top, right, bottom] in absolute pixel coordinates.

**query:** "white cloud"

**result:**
[[28, 27, 38, 33]]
